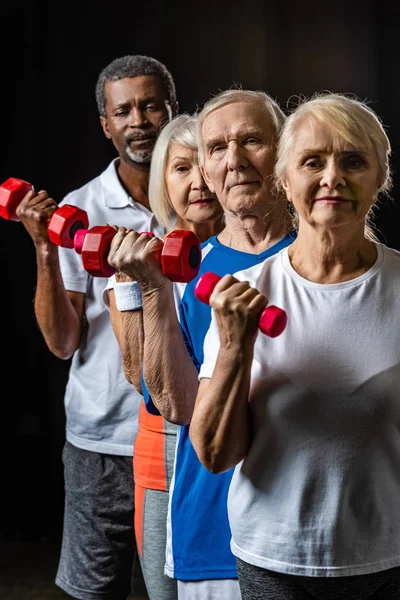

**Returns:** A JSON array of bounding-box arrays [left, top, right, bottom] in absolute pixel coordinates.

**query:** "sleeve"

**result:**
[[198, 307, 221, 380], [102, 274, 117, 309], [178, 298, 200, 371], [141, 371, 161, 416], [58, 243, 89, 293]]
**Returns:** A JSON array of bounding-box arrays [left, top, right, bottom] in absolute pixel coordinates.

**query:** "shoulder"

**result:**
[[234, 250, 284, 285], [60, 173, 102, 208]]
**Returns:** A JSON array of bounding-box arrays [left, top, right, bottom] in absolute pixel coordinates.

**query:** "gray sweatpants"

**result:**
[[236, 558, 400, 600], [135, 484, 178, 600]]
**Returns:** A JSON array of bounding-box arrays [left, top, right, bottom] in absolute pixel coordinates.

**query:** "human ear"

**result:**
[[281, 177, 292, 202], [99, 116, 112, 140]]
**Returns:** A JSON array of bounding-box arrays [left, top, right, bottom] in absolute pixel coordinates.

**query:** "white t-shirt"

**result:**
[[200, 243, 400, 577], [58, 159, 165, 456]]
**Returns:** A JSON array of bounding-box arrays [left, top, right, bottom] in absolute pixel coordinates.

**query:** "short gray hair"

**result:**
[[95, 55, 177, 118], [149, 114, 198, 229], [196, 89, 286, 166]]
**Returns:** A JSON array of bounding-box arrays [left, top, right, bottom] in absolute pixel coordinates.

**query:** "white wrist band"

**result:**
[[113, 281, 142, 311]]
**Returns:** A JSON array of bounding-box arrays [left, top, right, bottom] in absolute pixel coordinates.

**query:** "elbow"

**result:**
[[123, 367, 143, 395], [48, 343, 75, 361], [158, 404, 192, 426], [190, 434, 236, 474], [146, 389, 193, 425], [194, 447, 232, 474]]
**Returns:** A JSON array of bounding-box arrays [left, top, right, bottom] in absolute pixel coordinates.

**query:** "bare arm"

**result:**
[[107, 228, 199, 424], [141, 283, 199, 424], [189, 275, 267, 472], [17, 190, 84, 359]]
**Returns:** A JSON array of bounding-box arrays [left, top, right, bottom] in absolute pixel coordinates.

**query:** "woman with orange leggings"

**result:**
[[104, 113, 224, 600]]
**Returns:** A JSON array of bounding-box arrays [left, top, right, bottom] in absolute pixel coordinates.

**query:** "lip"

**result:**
[[128, 136, 156, 145], [190, 198, 215, 204], [315, 196, 350, 203], [230, 181, 258, 189]]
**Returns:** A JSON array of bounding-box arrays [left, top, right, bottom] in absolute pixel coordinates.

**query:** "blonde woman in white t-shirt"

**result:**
[[190, 92, 400, 600]]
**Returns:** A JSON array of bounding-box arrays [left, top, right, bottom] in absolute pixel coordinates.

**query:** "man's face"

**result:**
[[201, 101, 277, 215], [100, 74, 174, 165]]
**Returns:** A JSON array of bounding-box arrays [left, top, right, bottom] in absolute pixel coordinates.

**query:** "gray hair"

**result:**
[[196, 88, 286, 166], [149, 114, 198, 229], [274, 92, 392, 241], [95, 55, 177, 118]]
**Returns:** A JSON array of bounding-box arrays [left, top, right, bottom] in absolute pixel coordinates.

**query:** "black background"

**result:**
[[1, 0, 399, 541]]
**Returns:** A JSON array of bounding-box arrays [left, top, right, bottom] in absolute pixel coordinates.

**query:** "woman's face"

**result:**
[[281, 118, 381, 232], [165, 143, 222, 224]]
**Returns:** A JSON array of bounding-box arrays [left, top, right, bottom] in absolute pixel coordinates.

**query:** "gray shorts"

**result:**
[[55, 441, 136, 600]]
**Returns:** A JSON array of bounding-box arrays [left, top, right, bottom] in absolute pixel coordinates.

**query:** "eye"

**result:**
[[344, 154, 366, 169], [304, 157, 322, 169], [114, 109, 129, 117], [145, 104, 157, 111], [173, 163, 190, 173], [208, 143, 226, 156], [245, 137, 259, 145]]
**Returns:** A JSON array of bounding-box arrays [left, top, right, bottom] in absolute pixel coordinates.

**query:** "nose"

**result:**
[[227, 142, 248, 171], [320, 159, 346, 189], [129, 107, 147, 128], [191, 167, 208, 190]]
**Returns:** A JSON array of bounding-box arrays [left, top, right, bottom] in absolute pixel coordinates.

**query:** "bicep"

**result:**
[[195, 377, 211, 406]]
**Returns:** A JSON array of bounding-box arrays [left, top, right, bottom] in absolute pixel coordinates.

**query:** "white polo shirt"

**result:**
[[58, 158, 165, 456]]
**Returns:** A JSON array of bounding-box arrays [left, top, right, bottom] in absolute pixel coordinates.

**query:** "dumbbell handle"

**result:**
[[195, 272, 287, 338], [74, 228, 201, 282]]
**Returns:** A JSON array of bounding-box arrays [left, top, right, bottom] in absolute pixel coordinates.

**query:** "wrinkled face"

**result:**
[[165, 143, 222, 224], [100, 75, 173, 164], [281, 118, 381, 232], [200, 100, 277, 215]]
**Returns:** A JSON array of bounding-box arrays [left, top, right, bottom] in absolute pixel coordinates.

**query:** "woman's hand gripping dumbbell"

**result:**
[[73, 226, 202, 282], [195, 272, 287, 338], [0, 177, 88, 248]]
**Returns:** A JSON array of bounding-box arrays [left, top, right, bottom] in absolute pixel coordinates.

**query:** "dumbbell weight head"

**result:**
[[194, 271, 220, 304], [0, 178, 34, 221], [48, 205, 89, 248], [161, 230, 201, 283], [195, 271, 287, 338], [74, 225, 117, 278], [258, 305, 287, 338]]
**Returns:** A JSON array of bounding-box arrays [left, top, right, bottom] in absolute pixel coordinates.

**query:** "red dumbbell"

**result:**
[[195, 272, 287, 338], [73, 227, 202, 281], [0, 177, 89, 248]]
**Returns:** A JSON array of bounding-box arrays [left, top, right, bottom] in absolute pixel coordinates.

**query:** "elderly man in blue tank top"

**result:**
[[107, 88, 297, 599]]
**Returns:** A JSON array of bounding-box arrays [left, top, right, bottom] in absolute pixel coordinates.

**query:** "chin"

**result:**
[[126, 150, 152, 165]]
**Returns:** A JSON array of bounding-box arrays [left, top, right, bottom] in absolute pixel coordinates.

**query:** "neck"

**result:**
[[289, 223, 377, 283], [218, 202, 293, 254], [116, 157, 151, 210], [173, 215, 225, 243]]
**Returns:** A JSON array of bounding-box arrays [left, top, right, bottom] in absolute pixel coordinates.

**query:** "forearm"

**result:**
[[120, 310, 144, 393], [34, 244, 82, 359], [142, 286, 199, 425], [190, 345, 253, 473]]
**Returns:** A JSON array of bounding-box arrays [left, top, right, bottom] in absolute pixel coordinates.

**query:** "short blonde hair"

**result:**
[[149, 114, 198, 229], [274, 92, 392, 240], [196, 89, 286, 167]]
